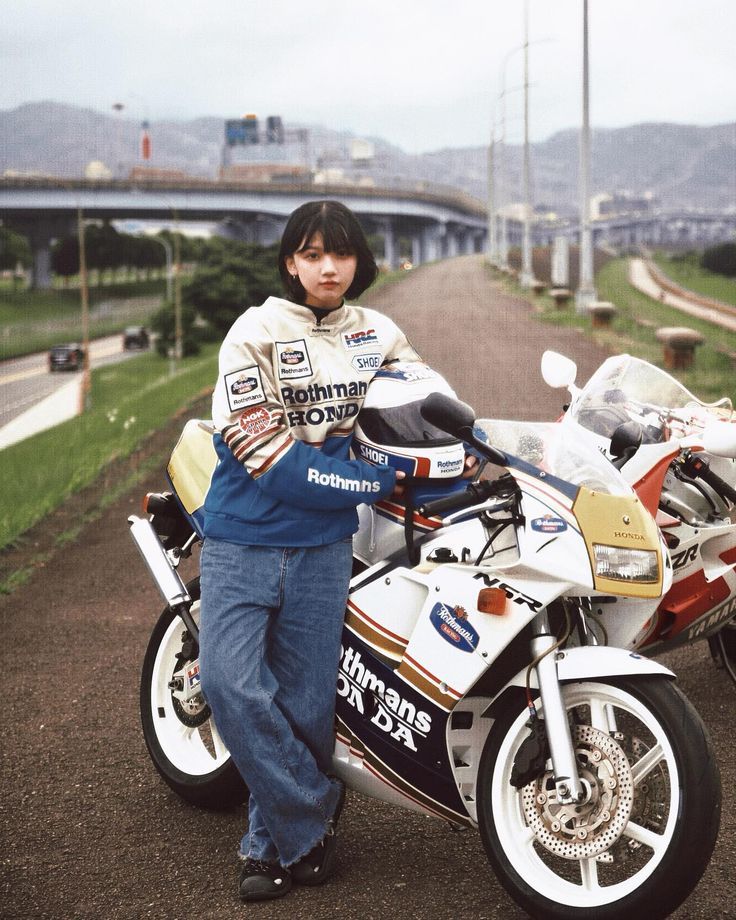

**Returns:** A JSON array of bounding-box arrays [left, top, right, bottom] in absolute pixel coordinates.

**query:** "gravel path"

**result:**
[[2, 256, 733, 919]]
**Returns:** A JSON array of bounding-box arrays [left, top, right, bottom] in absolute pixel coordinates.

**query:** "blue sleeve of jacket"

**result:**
[[254, 436, 397, 510]]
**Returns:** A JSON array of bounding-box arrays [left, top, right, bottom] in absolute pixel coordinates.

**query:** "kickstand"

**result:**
[[709, 632, 736, 687]]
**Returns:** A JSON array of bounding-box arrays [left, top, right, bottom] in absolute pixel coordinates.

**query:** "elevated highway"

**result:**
[[0, 176, 488, 287]]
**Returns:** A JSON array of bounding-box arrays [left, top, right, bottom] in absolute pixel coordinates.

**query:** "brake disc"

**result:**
[[520, 723, 634, 860]]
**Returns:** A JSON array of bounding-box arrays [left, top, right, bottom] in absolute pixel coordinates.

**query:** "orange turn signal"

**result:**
[[477, 587, 507, 616]]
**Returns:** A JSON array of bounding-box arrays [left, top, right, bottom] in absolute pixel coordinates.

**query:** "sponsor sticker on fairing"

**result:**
[[225, 366, 266, 412], [531, 514, 567, 534], [429, 603, 480, 653], [276, 339, 313, 380]]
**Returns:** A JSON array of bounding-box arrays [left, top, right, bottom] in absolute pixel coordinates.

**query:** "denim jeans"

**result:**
[[199, 537, 351, 866]]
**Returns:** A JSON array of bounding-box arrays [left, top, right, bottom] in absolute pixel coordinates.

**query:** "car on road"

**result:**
[[123, 325, 150, 350], [48, 343, 86, 372]]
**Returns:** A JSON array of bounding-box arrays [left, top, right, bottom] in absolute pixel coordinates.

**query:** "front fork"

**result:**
[[531, 610, 584, 804]]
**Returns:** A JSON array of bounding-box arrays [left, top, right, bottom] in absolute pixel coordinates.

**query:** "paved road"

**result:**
[[628, 258, 736, 333], [0, 334, 145, 431], [2, 256, 733, 919]]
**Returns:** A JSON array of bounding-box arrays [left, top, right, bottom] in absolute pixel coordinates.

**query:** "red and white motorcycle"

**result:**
[[129, 369, 721, 920], [542, 350, 736, 682]]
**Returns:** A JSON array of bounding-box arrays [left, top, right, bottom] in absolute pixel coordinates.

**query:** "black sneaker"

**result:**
[[238, 858, 292, 902], [291, 780, 345, 886]]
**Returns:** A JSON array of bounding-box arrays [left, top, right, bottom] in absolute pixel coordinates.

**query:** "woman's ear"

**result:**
[[285, 255, 297, 277]]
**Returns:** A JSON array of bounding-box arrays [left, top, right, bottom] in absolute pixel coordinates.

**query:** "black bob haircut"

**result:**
[[278, 200, 378, 303]]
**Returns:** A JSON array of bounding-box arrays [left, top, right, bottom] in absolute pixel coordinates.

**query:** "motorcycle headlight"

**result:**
[[593, 544, 659, 584]]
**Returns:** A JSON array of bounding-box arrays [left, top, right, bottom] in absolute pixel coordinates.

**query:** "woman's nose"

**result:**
[[322, 255, 337, 273]]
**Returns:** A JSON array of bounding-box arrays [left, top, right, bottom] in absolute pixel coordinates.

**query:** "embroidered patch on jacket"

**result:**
[[276, 339, 313, 380], [224, 366, 266, 412], [343, 328, 379, 349], [351, 352, 382, 373], [238, 406, 278, 437]]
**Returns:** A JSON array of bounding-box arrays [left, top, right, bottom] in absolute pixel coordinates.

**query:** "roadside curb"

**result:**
[[0, 374, 82, 450]]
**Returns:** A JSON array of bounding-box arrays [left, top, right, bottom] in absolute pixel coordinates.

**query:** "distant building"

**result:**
[[591, 190, 657, 219], [128, 166, 195, 182], [85, 160, 112, 180], [218, 163, 311, 184]]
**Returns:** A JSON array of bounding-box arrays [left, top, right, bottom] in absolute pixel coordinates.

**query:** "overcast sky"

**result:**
[[2, 1, 734, 153]]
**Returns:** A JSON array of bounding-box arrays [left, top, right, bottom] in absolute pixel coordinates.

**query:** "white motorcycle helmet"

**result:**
[[353, 362, 466, 478]]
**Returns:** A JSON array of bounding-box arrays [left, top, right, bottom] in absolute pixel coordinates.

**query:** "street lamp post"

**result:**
[[576, 0, 598, 312], [147, 234, 173, 302], [519, 0, 537, 289], [487, 132, 498, 264]]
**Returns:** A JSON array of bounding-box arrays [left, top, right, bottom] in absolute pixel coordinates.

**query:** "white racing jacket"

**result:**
[[204, 296, 419, 546]]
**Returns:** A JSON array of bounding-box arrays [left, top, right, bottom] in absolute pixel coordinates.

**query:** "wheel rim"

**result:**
[[148, 600, 231, 776], [490, 682, 679, 908]]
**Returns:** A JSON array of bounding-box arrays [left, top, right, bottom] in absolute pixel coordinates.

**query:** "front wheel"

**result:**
[[477, 677, 720, 920], [140, 577, 247, 808]]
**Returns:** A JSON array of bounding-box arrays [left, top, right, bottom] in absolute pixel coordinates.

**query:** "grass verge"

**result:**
[[0, 279, 168, 360], [490, 257, 736, 405], [0, 345, 218, 556], [652, 253, 736, 307]]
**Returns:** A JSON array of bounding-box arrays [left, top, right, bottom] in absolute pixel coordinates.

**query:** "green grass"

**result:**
[[0, 279, 169, 360], [652, 253, 736, 307], [0, 345, 218, 551], [491, 257, 736, 405]]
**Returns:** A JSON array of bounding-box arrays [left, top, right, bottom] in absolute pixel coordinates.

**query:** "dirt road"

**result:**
[[3, 256, 733, 919]]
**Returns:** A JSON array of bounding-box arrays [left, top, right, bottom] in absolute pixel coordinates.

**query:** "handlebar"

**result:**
[[679, 452, 736, 505], [418, 478, 514, 518]]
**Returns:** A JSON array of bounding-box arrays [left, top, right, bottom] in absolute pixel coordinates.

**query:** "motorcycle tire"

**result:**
[[140, 576, 247, 809], [477, 676, 721, 920]]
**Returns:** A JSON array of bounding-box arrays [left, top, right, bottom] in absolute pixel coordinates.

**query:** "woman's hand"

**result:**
[[390, 470, 406, 500], [462, 454, 479, 479]]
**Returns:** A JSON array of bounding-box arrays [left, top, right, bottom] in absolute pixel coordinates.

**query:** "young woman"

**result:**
[[199, 200, 419, 902]]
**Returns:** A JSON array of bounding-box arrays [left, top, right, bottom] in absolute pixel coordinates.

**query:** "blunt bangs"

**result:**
[[279, 200, 378, 302]]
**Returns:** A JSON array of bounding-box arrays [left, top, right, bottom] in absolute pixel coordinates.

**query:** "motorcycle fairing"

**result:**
[[166, 419, 217, 537], [636, 535, 736, 652], [334, 628, 473, 825]]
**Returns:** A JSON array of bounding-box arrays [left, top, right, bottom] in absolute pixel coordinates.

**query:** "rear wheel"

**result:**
[[477, 677, 720, 920], [140, 577, 247, 808]]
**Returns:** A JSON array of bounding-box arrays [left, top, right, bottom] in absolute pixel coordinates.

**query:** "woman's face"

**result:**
[[285, 232, 358, 309]]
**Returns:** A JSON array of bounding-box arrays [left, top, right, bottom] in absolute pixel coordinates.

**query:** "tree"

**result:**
[[150, 299, 201, 358], [701, 242, 736, 278], [51, 234, 80, 283], [184, 240, 280, 334], [0, 228, 31, 271]]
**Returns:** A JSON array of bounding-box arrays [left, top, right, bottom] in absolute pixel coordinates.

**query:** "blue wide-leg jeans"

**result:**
[[199, 537, 351, 866]]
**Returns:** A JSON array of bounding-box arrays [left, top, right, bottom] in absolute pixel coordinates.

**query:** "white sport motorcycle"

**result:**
[[541, 349, 736, 684], [129, 389, 720, 920]]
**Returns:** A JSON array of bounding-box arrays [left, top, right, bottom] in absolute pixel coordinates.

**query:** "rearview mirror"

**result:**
[[420, 392, 476, 439], [541, 351, 578, 390], [701, 422, 736, 458]]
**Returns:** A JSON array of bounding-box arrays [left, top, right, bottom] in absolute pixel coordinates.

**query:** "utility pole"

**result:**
[[576, 0, 597, 312], [519, 0, 535, 288], [77, 208, 91, 412], [173, 213, 183, 364]]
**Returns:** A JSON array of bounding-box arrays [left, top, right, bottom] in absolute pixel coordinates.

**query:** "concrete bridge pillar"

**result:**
[[380, 219, 398, 270], [446, 229, 460, 258], [420, 223, 444, 263], [21, 217, 73, 290]]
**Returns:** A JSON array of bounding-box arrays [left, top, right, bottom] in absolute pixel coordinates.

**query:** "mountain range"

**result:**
[[1, 102, 734, 215]]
